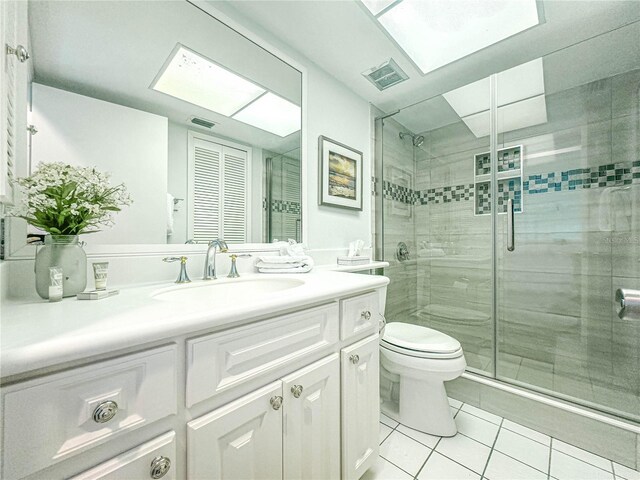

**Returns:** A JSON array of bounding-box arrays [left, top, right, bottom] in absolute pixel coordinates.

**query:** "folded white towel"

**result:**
[[258, 255, 314, 273], [259, 264, 313, 274], [257, 255, 307, 264], [257, 262, 306, 269]]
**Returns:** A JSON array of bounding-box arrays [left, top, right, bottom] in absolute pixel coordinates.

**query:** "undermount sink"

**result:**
[[151, 277, 306, 306]]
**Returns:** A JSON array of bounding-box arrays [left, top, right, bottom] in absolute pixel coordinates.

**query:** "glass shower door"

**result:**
[[379, 82, 494, 376], [495, 22, 640, 422]]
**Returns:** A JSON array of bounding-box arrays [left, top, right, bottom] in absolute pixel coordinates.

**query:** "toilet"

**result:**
[[380, 322, 467, 437]]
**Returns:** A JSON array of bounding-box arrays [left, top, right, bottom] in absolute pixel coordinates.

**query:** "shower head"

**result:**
[[399, 132, 425, 148]]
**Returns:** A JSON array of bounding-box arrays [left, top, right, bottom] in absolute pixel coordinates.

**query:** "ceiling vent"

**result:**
[[190, 116, 216, 129], [362, 58, 409, 91]]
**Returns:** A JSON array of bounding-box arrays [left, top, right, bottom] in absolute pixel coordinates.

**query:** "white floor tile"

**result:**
[[450, 406, 459, 417], [448, 397, 463, 409], [502, 419, 551, 446], [361, 457, 412, 480], [550, 450, 614, 480], [381, 412, 399, 428], [613, 462, 640, 480], [436, 432, 491, 474], [553, 439, 613, 472], [460, 403, 502, 425], [379, 422, 393, 445], [417, 452, 480, 480], [484, 451, 547, 480], [494, 428, 550, 473], [455, 411, 500, 446], [396, 424, 440, 449], [380, 431, 432, 476]]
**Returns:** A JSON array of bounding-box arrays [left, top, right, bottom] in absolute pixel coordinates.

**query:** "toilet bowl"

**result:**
[[380, 322, 466, 437]]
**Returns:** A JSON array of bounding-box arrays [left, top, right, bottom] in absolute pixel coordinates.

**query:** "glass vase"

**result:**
[[35, 235, 87, 299]]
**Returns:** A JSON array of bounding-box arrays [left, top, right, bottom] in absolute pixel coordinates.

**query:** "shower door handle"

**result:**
[[507, 199, 515, 252]]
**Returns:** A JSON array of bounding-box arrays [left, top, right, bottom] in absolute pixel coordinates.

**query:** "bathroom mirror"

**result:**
[[10, 0, 302, 252]]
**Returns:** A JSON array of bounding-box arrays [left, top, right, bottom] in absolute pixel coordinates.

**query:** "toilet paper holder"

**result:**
[[615, 288, 640, 321]]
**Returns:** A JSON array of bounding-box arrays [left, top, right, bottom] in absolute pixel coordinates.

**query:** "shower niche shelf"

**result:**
[[474, 145, 524, 216]]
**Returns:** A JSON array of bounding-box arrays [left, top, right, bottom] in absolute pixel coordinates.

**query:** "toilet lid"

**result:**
[[382, 322, 461, 354]]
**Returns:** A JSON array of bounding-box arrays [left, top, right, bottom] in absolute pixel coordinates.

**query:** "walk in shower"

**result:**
[[375, 18, 640, 427]]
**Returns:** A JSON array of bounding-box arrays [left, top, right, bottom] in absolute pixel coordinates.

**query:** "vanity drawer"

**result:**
[[2, 345, 177, 480], [69, 431, 176, 480], [340, 292, 379, 341], [186, 303, 339, 407]]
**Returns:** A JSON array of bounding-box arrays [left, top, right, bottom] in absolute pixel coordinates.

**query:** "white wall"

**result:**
[[31, 83, 168, 244], [207, 2, 372, 252]]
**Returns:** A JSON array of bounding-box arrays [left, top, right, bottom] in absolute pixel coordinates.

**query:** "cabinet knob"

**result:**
[[361, 310, 372, 320], [149, 456, 171, 479], [270, 395, 283, 410], [6, 44, 29, 63], [350, 354, 360, 365], [291, 385, 304, 398], [92, 400, 118, 423]]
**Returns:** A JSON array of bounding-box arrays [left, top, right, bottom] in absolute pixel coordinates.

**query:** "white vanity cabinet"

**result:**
[[187, 354, 340, 480], [341, 335, 380, 480], [1, 287, 385, 480]]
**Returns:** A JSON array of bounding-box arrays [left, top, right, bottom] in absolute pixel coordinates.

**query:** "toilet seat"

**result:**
[[381, 323, 463, 359]]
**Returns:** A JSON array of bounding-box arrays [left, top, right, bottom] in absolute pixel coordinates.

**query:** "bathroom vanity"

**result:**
[[0, 272, 388, 480]]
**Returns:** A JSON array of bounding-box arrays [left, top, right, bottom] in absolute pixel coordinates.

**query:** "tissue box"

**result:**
[[337, 256, 371, 266]]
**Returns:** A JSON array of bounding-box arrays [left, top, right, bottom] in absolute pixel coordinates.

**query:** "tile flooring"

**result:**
[[364, 398, 640, 480]]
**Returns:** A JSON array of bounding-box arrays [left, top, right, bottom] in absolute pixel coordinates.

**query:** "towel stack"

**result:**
[[256, 240, 314, 273]]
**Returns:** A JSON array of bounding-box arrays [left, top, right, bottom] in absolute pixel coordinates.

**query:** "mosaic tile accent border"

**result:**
[[526, 161, 639, 193], [416, 184, 474, 205], [380, 160, 640, 206], [263, 198, 301, 214], [271, 200, 300, 214]]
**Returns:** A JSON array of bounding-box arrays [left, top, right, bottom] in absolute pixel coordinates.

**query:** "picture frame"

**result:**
[[318, 135, 363, 211]]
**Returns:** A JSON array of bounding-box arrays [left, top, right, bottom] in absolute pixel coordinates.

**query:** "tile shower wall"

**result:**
[[387, 68, 640, 422]]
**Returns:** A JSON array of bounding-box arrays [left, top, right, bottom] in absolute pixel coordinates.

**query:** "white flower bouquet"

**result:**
[[12, 162, 132, 235]]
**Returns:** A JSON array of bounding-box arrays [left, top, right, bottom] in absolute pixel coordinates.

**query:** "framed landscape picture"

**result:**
[[318, 135, 363, 211]]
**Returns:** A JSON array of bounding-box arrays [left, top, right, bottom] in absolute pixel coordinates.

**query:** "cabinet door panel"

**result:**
[[282, 354, 340, 480], [341, 334, 380, 480], [187, 381, 283, 480]]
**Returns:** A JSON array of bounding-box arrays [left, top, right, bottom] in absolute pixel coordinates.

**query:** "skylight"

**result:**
[[152, 45, 266, 116], [442, 58, 547, 137], [232, 92, 301, 138], [362, 0, 540, 74]]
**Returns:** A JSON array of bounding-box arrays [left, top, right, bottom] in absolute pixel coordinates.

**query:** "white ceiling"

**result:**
[[29, 1, 302, 154], [225, 0, 640, 134]]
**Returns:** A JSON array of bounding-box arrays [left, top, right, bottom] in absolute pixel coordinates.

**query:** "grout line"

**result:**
[[547, 438, 553, 480], [379, 455, 419, 479], [500, 423, 551, 447], [413, 438, 441, 480], [550, 441, 618, 475], [457, 406, 503, 426], [432, 445, 487, 478], [480, 418, 504, 479]]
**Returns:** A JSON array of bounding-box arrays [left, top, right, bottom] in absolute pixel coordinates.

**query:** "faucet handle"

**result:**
[[163, 256, 191, 284], [227, 254, 251, 278]]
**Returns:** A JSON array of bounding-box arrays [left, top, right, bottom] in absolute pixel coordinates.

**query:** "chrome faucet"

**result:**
[[204, 239, 228, 280]]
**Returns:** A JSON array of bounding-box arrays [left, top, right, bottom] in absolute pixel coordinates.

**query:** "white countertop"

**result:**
[[1, 270, 389, 381]]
